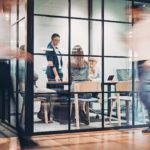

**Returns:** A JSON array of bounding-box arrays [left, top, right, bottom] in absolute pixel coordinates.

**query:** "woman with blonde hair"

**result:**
[[70, 45, 91, 125]]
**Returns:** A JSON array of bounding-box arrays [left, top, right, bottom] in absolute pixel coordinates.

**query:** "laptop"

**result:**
[[107, 75, 114, 81]]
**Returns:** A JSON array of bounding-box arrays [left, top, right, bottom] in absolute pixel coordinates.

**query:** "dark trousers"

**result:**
[[0, 62, 14, 121], [137, 60, 150, 122], [138, 61, 150, 112]]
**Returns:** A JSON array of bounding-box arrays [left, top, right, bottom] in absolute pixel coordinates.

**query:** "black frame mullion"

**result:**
[[101, 0, 105, 129], [88, 0, 92, 55], [25, 0, 34, 136], [15, 0, 20, 130], [132, 0, 135, 127], [68, 0, 71, 132]]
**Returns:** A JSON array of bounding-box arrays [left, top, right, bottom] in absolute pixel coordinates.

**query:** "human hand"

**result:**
[[55, 75, 60, 82], [17, 51, 33, 63]]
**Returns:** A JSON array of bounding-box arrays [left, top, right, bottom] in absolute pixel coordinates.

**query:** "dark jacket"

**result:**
[[46, 42, 63, 80]]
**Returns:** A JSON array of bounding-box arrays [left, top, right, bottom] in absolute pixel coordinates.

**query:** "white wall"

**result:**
[[33, 0, 138, 86]]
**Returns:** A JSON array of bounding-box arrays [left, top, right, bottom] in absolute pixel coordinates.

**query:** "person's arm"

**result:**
[[48, 61, 60, 81], [0, 46, 32, 62]]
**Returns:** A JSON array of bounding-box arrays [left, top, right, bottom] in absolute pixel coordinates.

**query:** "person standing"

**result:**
[[124, 3, 150, 133], [46, 33, 63, 82]]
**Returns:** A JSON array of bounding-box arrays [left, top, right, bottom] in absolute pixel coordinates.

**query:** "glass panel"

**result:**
[[71, 0, 88, 18], [104, 57, 133, 127], [34, 16, 68, 54], [34, 0, 68, 16], [10, 25, 17, 127], [10, 59, 17, 127], [104, 22, 131, 56], [104, 0, 131, 22], [90, 21, 102, 55], [19, 20, 25, 47], [34, 55, 69, 132], [69, 55, 102, 130], [134, 62, 149, 125], [11, 0, 17, 24], [134, 91, 148, 125], [11, 26, 17, 49], [71, 19, 88, 55], [91, 0, 102, 19], [19, 0, 25, 19], [18, 20, 26, 130]]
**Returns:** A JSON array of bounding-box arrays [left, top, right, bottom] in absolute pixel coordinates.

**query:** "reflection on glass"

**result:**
[[71, 0, 88, 18], [34, 0, 68, 16], [71, 19, 88, 55], [104, 0, 131, 22], [34, 16, 68, 54], [104, 22, 131, 56], [90, 21, 102, 55]]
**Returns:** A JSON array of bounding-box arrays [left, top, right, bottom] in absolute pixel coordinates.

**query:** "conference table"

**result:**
[[46, 80, 140, 117], [46, 81, 116, 116]]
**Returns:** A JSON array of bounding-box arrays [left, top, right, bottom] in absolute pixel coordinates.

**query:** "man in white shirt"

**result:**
[[125, 3, 150, 133]]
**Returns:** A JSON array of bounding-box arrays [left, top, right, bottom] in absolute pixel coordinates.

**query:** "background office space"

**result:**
[[5, 0, 150, 136]]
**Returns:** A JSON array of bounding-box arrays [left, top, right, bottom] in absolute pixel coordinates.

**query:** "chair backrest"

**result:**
[[73, 81, 101, 93], [116, 80, 132, 92]]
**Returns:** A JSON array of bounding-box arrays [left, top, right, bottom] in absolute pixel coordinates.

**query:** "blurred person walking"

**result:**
[[0, 0, 38, 148], [124, 3, 150, 133]]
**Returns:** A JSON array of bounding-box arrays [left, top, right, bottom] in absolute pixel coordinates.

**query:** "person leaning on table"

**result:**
[[45, 33, 63, 82]]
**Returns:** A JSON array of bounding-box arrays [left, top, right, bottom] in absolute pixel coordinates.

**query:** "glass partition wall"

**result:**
[[7, 0, 27, 132], [8, 0, 149, 135]]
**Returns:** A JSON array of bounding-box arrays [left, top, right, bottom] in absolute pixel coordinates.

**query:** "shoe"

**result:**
[[19, 137, 39, 148], [37, 104, 51, 123], [142, 127, 150, 133], [37, 111, 44, 120], [79, 110, 89, 125]]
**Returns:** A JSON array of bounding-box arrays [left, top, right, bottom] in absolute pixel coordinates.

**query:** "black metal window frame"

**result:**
[[10, 0, 149, 136]]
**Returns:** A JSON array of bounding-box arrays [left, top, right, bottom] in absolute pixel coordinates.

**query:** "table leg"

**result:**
[[107, 85, 111, 116]]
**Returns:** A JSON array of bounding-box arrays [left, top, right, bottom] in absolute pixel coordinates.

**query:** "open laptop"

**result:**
[[107, 75, 114, 81]]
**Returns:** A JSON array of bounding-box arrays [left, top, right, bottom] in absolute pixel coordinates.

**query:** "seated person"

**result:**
[[45, 33, 63, 82], [88, 57, 101, 102], [88, 57, 101, 81], [70, 45, 91, 125]]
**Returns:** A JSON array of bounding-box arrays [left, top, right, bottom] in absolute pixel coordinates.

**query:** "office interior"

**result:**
[[2, 0, 150, 136]]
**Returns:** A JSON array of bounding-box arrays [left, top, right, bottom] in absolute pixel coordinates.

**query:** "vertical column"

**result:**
[[25, 0, 34, 136]]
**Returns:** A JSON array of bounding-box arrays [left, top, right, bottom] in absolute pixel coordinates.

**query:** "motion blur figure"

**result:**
[[125, 3, 150, 133], [0, 0, 37, 148]]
